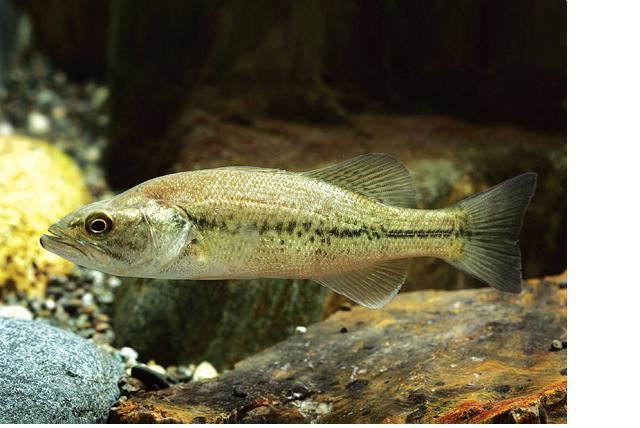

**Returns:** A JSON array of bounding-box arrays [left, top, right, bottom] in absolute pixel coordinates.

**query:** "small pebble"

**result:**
[[35, 88, 57, 105], [193, 361, 218, 381], [81, 293, 94, 307], [166, 365, 193, 382], [0, 305, 33, 320], [0, 122, 14, 136], [295, 326, 307, 334], [78, 328, 95, 338], [54, 304, 69, 322], [95, 313, 110, 323], [94, 322, 110, 333], [106, 276, 122, 288], [86, 270, 105, 285], [146, 361, 166, 375], [119, 347, 139, 365], [91, 87, 109, 109], [97, 114, 110, 127], [66, 298, 82, 309], [84, 146, 101, 163], [118, 376, 145, 397], [44, 299, 56, 310], [51, 105, 67, 120], [28, 111, 50, 134], [174, 366, 193, 382], [551, 339, 564, 351], [96, 292, 114, 304], [82, 306, 99, 317], [37, 309, 52, 318], [131, 365, 172, 390], [53, 72, 67, 85]]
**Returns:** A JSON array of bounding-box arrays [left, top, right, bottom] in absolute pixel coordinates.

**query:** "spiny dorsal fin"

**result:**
[[303, 153, 416, 208], [313, 259, 410, 308]]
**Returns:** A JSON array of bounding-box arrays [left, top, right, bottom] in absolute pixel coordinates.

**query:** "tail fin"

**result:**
[[447, 173, 537, 293]]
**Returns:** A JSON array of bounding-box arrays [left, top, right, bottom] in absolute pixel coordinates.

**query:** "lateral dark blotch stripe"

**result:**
[[327, 227, 367, 238], [384, 229, 458, 238]]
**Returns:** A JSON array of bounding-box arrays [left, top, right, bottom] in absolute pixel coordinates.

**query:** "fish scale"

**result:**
[[137, 169, 461, 279]]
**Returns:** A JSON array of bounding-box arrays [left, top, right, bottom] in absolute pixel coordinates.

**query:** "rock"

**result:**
[[117, 346, 139, 368], [167, 365, 193, 383], [193, 362, 218, 381], [146, 361, 167, 375], [106, 276, 122, 288], [0, 304, 33, 320], [27, 111, 51, 134], [118, 376, 146, 397], [130, 364, 174, 390], [0, 121, 14, 136], [109, 273, 567, 423], [0, 318, 122, 423], [0, 135, 91, 297], [112, 277, 341, 368], [90, 86, 109, 109]]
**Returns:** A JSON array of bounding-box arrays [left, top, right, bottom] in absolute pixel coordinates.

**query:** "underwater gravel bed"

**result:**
[[0, 54, 213, 399]]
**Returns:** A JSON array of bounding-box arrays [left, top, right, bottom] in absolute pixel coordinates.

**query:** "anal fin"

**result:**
[[313, 259, 410, 309]]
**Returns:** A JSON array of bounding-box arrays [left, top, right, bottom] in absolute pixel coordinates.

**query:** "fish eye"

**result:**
[[85, 213, 113, 235]]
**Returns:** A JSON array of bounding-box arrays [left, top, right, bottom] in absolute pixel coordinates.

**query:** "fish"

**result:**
[[40, 153, 536, 308]]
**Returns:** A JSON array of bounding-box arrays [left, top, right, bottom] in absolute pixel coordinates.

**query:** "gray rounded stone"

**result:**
[[0, 318, 123, 423]]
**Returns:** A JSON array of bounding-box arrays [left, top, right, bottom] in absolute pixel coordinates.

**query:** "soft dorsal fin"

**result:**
[[313, 259, 410, 308], [303, 153, 416, 208]]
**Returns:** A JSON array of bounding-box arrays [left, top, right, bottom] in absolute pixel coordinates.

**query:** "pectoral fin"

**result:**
[[313, 259, 410, 308]]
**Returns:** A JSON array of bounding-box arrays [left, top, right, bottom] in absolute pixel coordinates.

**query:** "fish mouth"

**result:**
[[40, 227, 90, 260]]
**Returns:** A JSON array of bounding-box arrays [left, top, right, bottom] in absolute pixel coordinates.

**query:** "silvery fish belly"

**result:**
[[40, 153, 536, 308]]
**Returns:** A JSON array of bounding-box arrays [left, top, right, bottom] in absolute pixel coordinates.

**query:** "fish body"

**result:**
[[41, 154, 536, 308]]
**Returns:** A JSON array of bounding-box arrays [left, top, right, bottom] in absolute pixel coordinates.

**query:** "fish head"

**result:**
[[40, 195, 192, 277]]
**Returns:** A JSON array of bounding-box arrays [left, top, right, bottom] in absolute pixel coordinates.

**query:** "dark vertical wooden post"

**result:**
[[105, 0, 215, 189]]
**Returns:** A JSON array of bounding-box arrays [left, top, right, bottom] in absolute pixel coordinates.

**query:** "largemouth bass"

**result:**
[[41, 154, 536, 308]]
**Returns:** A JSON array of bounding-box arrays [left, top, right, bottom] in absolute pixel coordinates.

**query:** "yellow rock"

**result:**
[[0, 135, 91, 297]]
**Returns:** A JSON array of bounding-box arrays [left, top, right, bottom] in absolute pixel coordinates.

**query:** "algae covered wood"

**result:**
[[109, 273, 567, 423]]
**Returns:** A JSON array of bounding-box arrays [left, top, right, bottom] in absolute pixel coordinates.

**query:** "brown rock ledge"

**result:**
[[109, 273, 567, 423]]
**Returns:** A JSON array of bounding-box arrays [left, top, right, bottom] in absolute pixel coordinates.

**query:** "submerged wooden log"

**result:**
[[109, 273, 567, 423]]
